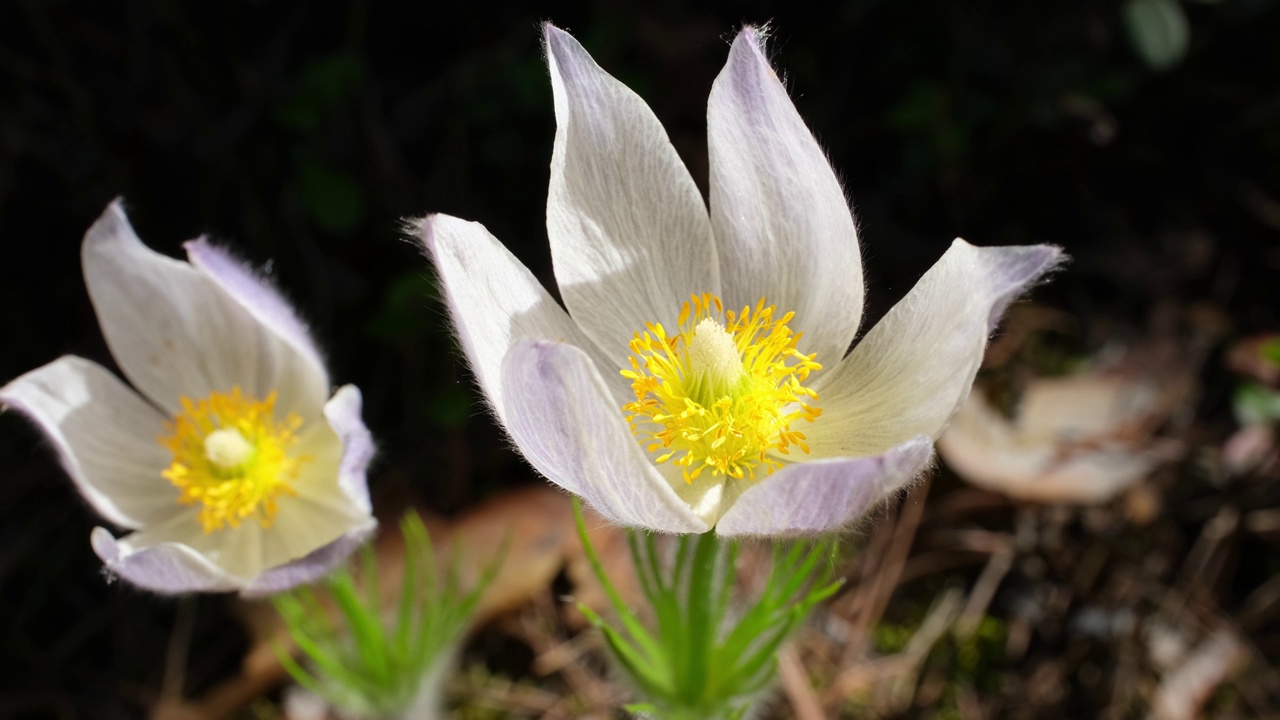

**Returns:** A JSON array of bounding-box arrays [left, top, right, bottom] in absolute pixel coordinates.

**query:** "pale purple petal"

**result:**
[[544, 24, 719, 363], [322, 384, 374, 513], [91, 526, 239, 594], [708, 27, 864, 365], [81, 200, 326, 420], [414, 214, 612, 424], [243, 520, 377, 597], [0, 356, 178, 529], [500, 339, 709, 533], [806, 241, 1062, 458], [715, 437, 934, 537], [185, 238, 329, 390], [979, 245, 1064, 332], [94, 489, 371, 592]]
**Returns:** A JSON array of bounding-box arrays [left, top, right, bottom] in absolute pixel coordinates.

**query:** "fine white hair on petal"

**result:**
[[81, 200, 326, 420], [544, 24, 720, 364], [806, 241, 1063, 459], [708, 27, 865, 367], [414, 213, 620, 421], [500, 338, 709, 533], [185, 237, 330, 392], [715, 436, 934, 537], [0, 356, 179, 529]]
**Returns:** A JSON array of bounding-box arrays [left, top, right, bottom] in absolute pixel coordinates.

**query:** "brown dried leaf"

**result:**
[[938, 367, 1183, 504], [1226, 334, 1280, 388], [1149, 629, 1249, 720], [1222, 424, 1276, 476]]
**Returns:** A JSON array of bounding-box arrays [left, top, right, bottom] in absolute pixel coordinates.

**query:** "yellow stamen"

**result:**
[[621, 293, 822, 484], [159, 387, 309, 533]]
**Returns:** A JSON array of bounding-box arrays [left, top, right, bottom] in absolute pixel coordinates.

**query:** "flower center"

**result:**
[[159, 387, 309, 533], [621, 293, 822, 483]]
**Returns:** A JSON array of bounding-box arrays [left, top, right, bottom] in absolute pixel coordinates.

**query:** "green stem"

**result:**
[[681, 531, 722, 706]]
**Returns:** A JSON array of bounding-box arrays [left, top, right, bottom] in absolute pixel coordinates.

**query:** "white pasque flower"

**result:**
[[0, 201, 376, 594], [417, 25, 1061, 536]]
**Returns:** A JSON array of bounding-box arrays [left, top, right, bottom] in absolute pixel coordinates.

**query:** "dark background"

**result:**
[[1, 1, 1277, 717]]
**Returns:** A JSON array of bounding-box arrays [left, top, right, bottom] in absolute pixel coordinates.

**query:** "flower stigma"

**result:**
[[159, 387, 310, 533], [621, 293, 822, 483], [203, 428, 254, 469]]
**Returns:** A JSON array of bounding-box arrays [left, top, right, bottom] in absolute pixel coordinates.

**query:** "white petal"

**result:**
[[544, 24, 718, 361], [208, 398, 373, 581], [0, 356, 178, 529], [111, 478, 366, 585], [95, 391, 373, 586], [806, 241, 1062, 458], [415, 214, 612, 425], [244, 487, 371, 579], [708, 28, 864, 365], [715, 437, 933, 537], [500, 339, 709, 533], [321, 384, 374, 514], [656, 461, 734, 529], [81, 201, 326, 420], [185, 237, 330, 399], [92, 526, 239, 594], [243, 522, 376, 597]]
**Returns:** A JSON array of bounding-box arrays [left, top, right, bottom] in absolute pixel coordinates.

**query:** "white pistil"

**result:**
[[204, 427, 254, 469], [688, 318, 745, 400]]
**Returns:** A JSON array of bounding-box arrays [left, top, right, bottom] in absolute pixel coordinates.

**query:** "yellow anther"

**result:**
[[621, 293, 822, 484], [159, 387, 309, 533]]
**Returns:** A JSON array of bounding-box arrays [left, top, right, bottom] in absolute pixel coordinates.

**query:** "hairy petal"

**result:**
[[185, 238, 329, 393], [415, 214, 610, 423], [501, 339, 708, 533], [82, 201, 326, 419], [0, 356, 177, 529], [545, 24, 718, 362], [708, 27, 863, 364], [807, 241, 1062, 457], [716, 437, 933, 537]]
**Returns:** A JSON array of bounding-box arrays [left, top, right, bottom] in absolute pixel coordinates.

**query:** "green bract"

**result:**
[[273, 513, 501, 719], [574, 500, 842, 718]]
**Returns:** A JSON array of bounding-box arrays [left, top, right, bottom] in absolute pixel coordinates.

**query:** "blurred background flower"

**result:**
[[1, 202, 376, 595]]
